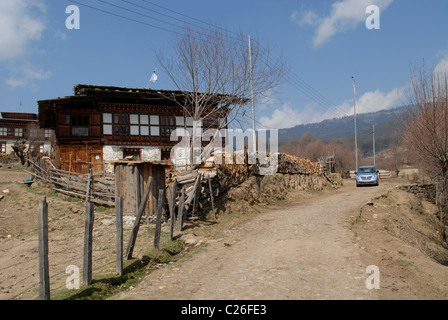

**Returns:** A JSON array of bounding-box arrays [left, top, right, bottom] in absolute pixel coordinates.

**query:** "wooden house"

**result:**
[[0, 112, 54, 157], [37, 84, 234, 174]]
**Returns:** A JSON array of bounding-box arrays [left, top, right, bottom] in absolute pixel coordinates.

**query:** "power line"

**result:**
[[69, 0, 180, 36], [135, 0, 347, 118], [120, 0, 236, 39], [69, 0, 345, 119], [96, 0, 188, 33], [140, 0, 242, 38]]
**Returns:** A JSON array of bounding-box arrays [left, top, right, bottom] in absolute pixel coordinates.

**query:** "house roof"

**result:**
[[38, 84, 249, 128], [39, 84, 249, 106], [1, 112, 37, 121]]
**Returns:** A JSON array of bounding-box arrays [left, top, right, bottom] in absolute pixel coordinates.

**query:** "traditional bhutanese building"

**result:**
[[0, 112, 54, 157], [37, 84, 239, 174]]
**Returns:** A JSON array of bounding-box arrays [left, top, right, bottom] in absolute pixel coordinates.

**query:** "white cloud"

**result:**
[[434, 54, 448, 76], [260, 87, 405, 129], [294, 0, 394, 48], [6, 61, 52, 88], [259, 103, 324, 129], [0, 0, 46, 60], [330, 86, 406, 118], [291, 10, 319, 27], [0, 0, 51, 88]]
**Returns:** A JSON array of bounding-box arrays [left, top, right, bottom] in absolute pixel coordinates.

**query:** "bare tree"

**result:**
[[11, 123, 48, 165], [403, 63, 448, 240], [156, 26, 285, 167]]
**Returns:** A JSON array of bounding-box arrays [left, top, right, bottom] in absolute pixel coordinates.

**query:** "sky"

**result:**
[[1, 0, 448, 130]]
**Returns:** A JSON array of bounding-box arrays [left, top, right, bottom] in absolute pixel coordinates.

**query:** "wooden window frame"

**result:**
[[0, 142, 6, 154]]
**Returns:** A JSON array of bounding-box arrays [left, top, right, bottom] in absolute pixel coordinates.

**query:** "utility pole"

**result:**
[[248, 35, 257, 154], [373, 125, 376, 167], [352, 76, 358, 170]]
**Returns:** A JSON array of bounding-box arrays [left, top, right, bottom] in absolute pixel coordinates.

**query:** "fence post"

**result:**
[[154, 189, 164, 250], [83, 201, 94, 285], [191, 174, 202, 217], [38, 197, 50, 300], [115, 197, 123, 276], [208, 176, 216, 219], [169, 180, 177, 240], [177, 187, 186, 231], [125, 176, 153, 260], [85, 168, 92, 202]]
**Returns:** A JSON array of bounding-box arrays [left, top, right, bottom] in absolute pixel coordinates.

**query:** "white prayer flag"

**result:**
[[150, 71, 158, 83]]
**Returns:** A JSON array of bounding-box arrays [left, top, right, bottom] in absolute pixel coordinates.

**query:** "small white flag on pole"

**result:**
[[150, 68, 158, 83], [146, 68, 158, 88]]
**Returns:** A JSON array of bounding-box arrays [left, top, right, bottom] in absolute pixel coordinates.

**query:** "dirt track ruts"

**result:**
[[114, 181, 395, 300]]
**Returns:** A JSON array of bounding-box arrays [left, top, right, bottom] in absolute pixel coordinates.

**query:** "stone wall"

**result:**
[[216, 173, 337, 215]]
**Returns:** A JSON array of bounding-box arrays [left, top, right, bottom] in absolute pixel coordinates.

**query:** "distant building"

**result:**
[[0, 112, 54, 157], [37, 84, 231, 174]]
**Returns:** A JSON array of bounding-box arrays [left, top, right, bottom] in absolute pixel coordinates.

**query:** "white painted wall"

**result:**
[[2, 141, 52, 155], [102, 145, 162, 173]]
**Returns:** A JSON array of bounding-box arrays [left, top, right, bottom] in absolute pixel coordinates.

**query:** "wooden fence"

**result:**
[[28, 159, 115, 206], [37, 191, 166, 299]]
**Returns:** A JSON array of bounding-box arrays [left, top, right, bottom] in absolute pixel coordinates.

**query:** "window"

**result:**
[[160, 116, 175, 138], [203, 118, 219, 129], [72, 128, 89, 136], [150, 116, 159, 125], [130, 125, 139, 136], [103, 113, 112, 124], [103, 113, 113, 135], [140, 126, 149, 136], [113, 114, 129, 136], [161, 127, 175, 137], [186, 117, 194, 127], [128, 114, 150, 137], [29, 129, 39, 139], [150, 126, 160, 136], [30, 144, 44, 155], [175, 116, 184, 127], [0, 128, 7, 136], [129, 114, 150, 137], [160, 116, 175, 126], [72, 115, 89, 127], [44, 130, 52, 138], [114, 114, 128, 125], [150, 115, 160, 137], [140, 115, 149, 125], [71, 115, 89, 136], [114, 126, 129, 136], [15, 128, 23, 137], [0, 142, 6, 153]]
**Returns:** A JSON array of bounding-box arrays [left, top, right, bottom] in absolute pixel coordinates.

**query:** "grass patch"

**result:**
[[50, 231, 184, 300]]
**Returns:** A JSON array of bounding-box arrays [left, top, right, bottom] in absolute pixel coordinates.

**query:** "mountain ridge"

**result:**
[[278, 106, 407, 156]]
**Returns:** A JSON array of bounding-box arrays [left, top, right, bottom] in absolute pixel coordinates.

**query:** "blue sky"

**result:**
[[1, 0, 447, 129]]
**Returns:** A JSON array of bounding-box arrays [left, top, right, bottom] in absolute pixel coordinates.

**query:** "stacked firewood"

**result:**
[[168, 152, 322, 192], [276, 153, 323, 175]]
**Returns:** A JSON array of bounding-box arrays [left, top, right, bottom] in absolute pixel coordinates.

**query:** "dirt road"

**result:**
[[115, 181, 398, 300]]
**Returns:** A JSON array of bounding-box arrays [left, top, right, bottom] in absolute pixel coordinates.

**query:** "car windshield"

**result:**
[[358, 167, 376, 174]]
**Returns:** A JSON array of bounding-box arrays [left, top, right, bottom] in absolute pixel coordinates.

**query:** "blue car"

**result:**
[[356, 166, 379, 187]]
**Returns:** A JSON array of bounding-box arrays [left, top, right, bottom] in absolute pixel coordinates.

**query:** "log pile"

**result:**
[[169, 152, 323, 198], [276, 153, 322, 175], [165, 152, 323, 218]]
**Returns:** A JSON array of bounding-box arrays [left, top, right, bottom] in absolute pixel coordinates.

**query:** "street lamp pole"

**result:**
[[352, 76, 358, 170]]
